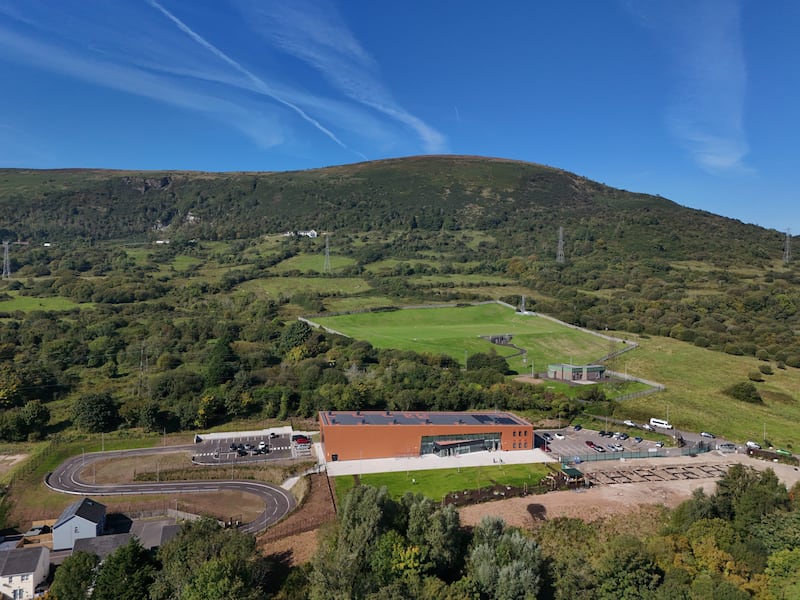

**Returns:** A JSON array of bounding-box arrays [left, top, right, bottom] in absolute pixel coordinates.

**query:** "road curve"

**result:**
[[45, 446, 296, 535]]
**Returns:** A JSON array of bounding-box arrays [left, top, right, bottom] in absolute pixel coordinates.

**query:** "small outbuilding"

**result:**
[[547, 363, 606, 382], [52, 498, 106, 551]]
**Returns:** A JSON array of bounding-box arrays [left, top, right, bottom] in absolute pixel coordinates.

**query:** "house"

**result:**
[[297, 229, 318, 238], [52, 498, 106, 551], [0, 546, 49, 600], [73, 533, 131, 560]]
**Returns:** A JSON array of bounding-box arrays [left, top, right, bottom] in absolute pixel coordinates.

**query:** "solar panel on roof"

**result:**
[[472, 415, 493, 424], [494, 417, 517, 425]]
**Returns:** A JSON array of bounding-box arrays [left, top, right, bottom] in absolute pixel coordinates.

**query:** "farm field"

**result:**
[[312, 303, 624, 369], [334, 463, 551, 504]]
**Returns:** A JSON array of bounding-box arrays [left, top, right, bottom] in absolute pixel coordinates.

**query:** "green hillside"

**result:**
[[0, 155, 795, 450]]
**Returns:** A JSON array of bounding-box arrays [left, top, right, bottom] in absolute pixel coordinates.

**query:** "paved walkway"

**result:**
[[324, 448, 556, 476]]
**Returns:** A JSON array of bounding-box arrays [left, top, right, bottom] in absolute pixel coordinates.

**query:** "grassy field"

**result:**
[[272, 253, 356, 274], [334, 463, 551, 505], [0, 293, 83, 312], [240, 277, 373, 298], [614, 334, 800, 449], [313, 303, 623, 369]]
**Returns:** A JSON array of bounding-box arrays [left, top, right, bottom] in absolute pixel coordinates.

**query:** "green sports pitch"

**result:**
[[311, 303, 624, 370]]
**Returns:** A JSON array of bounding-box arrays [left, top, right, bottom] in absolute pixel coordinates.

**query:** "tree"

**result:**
[[723, 381, 762, 404], [467, 518, 542, 600], [72, 392, 119, 432], [48, 550, 98, 600], [19, 399, 50, 439], [151, 518, 261, 600], [92, 537, 156, 600], [594, 535, 661, 599]]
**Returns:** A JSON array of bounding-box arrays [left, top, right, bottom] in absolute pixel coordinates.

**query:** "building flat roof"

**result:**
[[319, 411, 530, 427]]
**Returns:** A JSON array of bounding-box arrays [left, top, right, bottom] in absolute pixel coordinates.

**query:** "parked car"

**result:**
[[700, 431, 715, 438], [270, 432, 278, 438], [229, 443, 238, 451], [717, 442, 736, 451], [746, 441, 761, 450], [623, 420, 636, 427], [642, 424, 654, 431], [554, 432, 565, 440], [237, 448, 248, 456], [258, 441, 267, 450], [598, 430, 608, 437], [541, 433, 553, 442], [654, 441, 664, 448], [634, 436, 643, 443], [593, 445, 606, 453], [585, 440, 595, 448], [573, 424, 582, 431], [618, 433, 629, 441]]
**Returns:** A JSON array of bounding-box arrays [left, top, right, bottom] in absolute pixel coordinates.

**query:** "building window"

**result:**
[[513, 431, 516, 437], [524, 430, 528, 436], [512, 442, 516, 449], [524, 442, 527, 448], [20, 575, 28, 582]]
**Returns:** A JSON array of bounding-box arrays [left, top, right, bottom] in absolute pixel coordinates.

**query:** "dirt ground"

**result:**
[[460, 453, 800, 528], [85, 452, 193, 483], [258, 473, 337, 566], [0, 454, 27, 476]]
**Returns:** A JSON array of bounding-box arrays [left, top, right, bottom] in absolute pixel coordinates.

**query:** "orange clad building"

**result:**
[[318, 410, 534, 462]]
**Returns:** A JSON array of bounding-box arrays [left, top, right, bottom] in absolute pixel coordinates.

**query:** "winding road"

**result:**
[[45, 445, 296, 535]]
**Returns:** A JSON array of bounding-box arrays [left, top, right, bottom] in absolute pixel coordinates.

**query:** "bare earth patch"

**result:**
[[0, 454, 28, 476], [84, 452, 193, 483], [460, 454, 800, 529], [259, 473, 337, 565]]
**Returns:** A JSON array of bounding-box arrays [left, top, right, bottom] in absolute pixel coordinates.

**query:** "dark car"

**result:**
[[573, 424, 582, 431], [237, 448, 248, 457], [229, 443, 237, 451], [541, 433, 553, 442], [598, 430, 607, 437]]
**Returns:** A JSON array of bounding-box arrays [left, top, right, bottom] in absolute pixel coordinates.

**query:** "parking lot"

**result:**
[[192, 431, 313, 465], [535, 425, 673, 462]]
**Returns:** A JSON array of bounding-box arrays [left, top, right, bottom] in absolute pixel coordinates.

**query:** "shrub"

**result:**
[[786, 356, 800, 369], [724, 381, 762, 404], [758, 364, 773, 375], [748, 371, 764, 382]]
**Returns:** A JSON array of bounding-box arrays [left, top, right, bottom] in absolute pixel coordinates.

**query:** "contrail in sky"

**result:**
[[146, 0, 350, 151]]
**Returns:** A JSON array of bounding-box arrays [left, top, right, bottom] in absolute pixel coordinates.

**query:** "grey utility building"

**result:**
[[52, 498, 106, 551]]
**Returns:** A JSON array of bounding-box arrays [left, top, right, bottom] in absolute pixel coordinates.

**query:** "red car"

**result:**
[[585, 440, 595, 448]]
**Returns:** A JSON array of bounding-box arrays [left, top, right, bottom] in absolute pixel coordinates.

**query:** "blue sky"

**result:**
[[0, 1, 798, 234]]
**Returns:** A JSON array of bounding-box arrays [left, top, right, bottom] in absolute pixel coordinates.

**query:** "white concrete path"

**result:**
[[324, 448, 556, 476]]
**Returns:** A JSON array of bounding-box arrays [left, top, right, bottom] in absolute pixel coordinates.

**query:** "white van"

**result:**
[[649, 418, 673, 430]]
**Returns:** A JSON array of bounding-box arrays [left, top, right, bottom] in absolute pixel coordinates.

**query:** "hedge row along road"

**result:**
[[44, 445, 296, 535]]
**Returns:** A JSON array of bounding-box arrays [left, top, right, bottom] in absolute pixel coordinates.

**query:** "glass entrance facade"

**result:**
[[421, 432, 501, 456]]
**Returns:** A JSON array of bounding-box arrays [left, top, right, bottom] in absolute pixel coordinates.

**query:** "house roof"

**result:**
[[54, 498, 106, 529], [0, 546, 47, 576], [74, 533, 132, 559]]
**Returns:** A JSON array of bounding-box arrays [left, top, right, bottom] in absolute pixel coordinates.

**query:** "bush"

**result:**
[[748, 371, 764, 382], [786, 355, 800, 369], [758, 364, 773, 375], [724, 381, 762, 404]]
